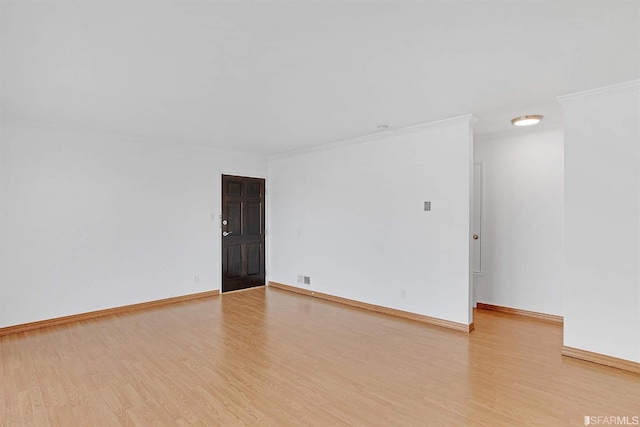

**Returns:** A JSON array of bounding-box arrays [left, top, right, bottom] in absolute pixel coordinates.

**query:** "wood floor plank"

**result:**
[[1, 287, 640, 426]]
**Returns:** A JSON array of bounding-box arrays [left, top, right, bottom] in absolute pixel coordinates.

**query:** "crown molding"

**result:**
[[557, 79, 640, 105], [2, 113, 477, 159], [474, 120, 564, 142], [269, 114, 475, 160], [0, 114, 261, 157]]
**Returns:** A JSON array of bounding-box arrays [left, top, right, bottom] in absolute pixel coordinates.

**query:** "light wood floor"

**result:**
[[2, 287, 639, 426]]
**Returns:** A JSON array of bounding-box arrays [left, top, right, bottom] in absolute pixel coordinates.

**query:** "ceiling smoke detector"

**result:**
[[511, 115, 543, 127]]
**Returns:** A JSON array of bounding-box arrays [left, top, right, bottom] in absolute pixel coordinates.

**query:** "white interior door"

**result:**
[[472, 162, 483, 274], [471, 162, 483, 308]]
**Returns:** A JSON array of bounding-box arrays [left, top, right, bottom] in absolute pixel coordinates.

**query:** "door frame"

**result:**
[[219, 172, 268, 293]]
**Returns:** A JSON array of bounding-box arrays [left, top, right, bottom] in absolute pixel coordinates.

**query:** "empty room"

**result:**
[[1, 1, 640, 425]]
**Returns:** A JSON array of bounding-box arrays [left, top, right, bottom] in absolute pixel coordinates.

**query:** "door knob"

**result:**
[[223, 231, 232, 237], [473, 234, 479, 240]]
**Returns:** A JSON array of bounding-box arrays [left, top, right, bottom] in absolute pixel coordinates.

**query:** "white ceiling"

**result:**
[[1, 1, 639, 154]]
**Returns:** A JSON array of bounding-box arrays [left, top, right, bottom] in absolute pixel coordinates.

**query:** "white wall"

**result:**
[[0, 127, 3, 320], [473, 128, 564, 316], [560, 80, 640, 363], [268, 116, 474, 326], [0, 120, 267, 328]]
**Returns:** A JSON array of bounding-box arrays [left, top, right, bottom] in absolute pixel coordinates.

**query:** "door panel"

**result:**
[[246, 181, 262, 197], [221, 175, 266, 292], [226, 180, 242, 196], [227, 202, 242, 235], [244, 202, 262, 235], [246, 244, 261, 276], [225, 245, 242, 277]]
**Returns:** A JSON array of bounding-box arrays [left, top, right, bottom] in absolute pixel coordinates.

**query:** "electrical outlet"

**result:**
[[194, 275, 200, 284], [304, 276, 311, 285], [297, 274, 304, 284], [400, 288, 406, 298]]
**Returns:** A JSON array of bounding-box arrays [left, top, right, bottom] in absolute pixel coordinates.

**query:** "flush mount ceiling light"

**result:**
[[511, 115, 544, 127]]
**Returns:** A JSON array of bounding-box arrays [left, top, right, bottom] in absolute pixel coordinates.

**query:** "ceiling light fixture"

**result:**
[[511, 115, 543, 127], [377, 124, 389, 130]]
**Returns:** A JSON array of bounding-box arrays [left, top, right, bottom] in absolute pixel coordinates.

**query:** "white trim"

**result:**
[[269, 114, 476, 160], [557, 79, 640, 104], [474, 120, 564, 141], [0, 114, 256, 156]]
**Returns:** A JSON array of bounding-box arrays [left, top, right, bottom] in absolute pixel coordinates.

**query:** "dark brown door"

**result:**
[[221, 175, 266, 292]]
